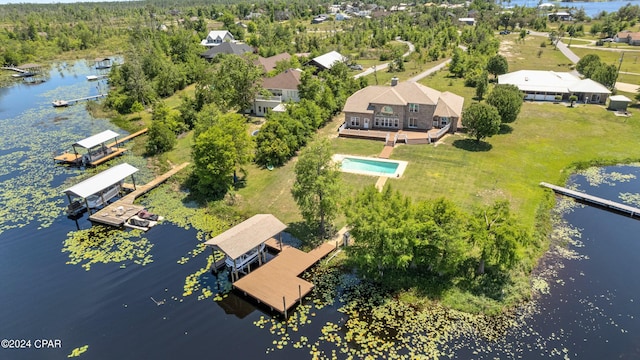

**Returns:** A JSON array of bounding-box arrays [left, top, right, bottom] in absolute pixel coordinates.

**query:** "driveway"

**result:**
[[354, 39, 415, 79]]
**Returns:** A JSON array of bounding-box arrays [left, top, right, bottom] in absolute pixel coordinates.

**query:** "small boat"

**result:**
[[85, 181, 123, 209], [224, 243, 266, 271], [86, 75, 107, 81], [124, 210, 164, 231], [52, 100, 69, 107]]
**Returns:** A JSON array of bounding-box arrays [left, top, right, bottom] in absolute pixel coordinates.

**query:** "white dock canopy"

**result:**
[[74, 130, 120, 149], [63, 163, 138, 199], [205, 214, 287, 260]]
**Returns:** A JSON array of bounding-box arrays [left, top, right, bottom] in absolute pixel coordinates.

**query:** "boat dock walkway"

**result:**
[[89, 162, 189, 226], [540, 182, 640, 217], [233, 238, 339, 316], [54, 128, 148, 167], [52, 94, 107, 107], [1, 66, 28, 74]]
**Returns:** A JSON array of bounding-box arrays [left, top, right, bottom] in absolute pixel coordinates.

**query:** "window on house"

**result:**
[[441, 117, 449, 126], [408, 118, 418, 128], [409, 103, 419, 112], [433, 120, 439, 128], [350, 116, 360, 126]]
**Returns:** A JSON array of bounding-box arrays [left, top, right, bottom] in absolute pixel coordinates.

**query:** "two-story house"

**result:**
[[252, 69, 302, 116], [342, 80, 464, 133], [200, 30, 235, 47]]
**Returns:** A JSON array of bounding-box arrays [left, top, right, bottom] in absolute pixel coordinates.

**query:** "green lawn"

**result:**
[[570, 47, 640, 74]]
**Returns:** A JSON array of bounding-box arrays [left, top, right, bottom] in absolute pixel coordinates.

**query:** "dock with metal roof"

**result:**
[[54, 128, 147, 167]]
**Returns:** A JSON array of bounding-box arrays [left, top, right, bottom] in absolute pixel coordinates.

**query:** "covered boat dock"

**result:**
[[205, 214, 287, 282], [63, 163, 139, 215]]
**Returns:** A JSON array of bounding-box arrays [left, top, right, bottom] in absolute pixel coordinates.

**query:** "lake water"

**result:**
[[1, 62, 640, 359], [504, 0, 639, 17]]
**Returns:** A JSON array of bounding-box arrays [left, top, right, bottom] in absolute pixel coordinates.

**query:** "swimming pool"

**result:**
[[333, 154, 407, 178]]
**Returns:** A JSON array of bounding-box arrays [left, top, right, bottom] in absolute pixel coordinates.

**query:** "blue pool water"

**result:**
[[341, 157, 399, 175]]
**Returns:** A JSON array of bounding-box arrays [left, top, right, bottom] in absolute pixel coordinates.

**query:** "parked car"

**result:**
[[602, 38, 614, 42], [499, 30, 511, 35], [350, 64, 363, 70]]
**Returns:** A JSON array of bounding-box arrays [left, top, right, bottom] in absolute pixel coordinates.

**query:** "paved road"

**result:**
[[354, 39, 415, 79], [407, 59, 451, 82]]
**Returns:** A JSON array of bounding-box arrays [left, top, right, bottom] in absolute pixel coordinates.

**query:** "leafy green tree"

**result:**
[[414, 199, 470, 276], [448, 47, 467, 78], [291, 138, 341, 238], [486, 84, 523, 123], [130, 101, 144, 117], [192, 124, 237, 197], [210, 55, 263, 112], [592, 63, 618, 89], [576, 54, 601, 78], [468, 201, 527, 275], [486, 54, 508, 79], [462, 103, 501, 142], [475, 71, 489, 100], [346, 185, 418, 278], [146, 121, 176, 155]]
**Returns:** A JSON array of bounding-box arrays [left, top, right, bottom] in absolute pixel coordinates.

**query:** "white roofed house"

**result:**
[[308, 51, 346, 72], [200, 30, 235, 47], [498, 70, 611, 104], [252, 69, 302, 117]]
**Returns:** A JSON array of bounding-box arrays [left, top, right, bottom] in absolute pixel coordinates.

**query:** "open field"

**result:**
[[499, 34, 574, 72], [571, 46, 640, 74]]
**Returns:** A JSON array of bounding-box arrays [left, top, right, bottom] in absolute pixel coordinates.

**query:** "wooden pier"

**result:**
[[54, 128, 148, 167], [89, 162, 189, 226], [52, 94, 107, 107], [233, 238, 338, 315], [540, 182, 640, 217]]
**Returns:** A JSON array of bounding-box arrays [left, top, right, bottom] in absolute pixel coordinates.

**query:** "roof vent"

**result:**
[[525, 77, 528, 81], [391, 77, 399, 86]]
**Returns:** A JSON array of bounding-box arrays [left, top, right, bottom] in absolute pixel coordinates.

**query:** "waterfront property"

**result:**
[[333, 154, 407, 178], [252, 68, 302, 116], [341, 80, 464, 143], [205, 213, 338, 315], [498, 70, 611, 104], [63, 163, 139, 215]]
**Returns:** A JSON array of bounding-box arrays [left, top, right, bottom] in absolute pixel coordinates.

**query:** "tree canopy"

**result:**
[[209, 54, 263, 112], [486, 54, 508, 79], [486, 84, 523, 123], [462, 103, 501, 142], [291, 138, 341, 238]]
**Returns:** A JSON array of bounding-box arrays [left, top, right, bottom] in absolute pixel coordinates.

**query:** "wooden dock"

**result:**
[[89, 162, 189, 226], [540, 182, 640, 217], [54, 128, 147, 166], [233, 238, 338, 315], [52, 94, 107, 107]]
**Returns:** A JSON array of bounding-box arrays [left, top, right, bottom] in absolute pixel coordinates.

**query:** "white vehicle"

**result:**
[[224, 243, 266, 272], [85, 181, 123, 209]]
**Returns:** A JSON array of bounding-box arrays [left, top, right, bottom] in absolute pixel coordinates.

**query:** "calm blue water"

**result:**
[[504, 0, 637, 17], [341, 157, 399, 175], [2, 62, 640, 359]]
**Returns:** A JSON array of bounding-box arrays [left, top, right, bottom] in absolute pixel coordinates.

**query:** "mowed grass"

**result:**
[[500, 34, 574, 72], [388, 102, 640, 229], [570, 46, 640, 75]]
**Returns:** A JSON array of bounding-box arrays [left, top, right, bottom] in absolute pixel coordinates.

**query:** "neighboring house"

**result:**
[[252, 69, 302, 116], [548, 11, 572, 21], [254, 53, 292, 73], [308, 51, 346, 71], [615, 31, 640, 45], [498, 70, 611, 104], [458, 17, 476, 25], [200, 42, 254, 60], [342, 80, 464, 133], [200, 30, 235, 47], [312, 15, 327, 24], [336, 13, 351, 21]]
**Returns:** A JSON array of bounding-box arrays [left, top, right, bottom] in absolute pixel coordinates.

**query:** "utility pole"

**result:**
[[614, 52, 624, 91]]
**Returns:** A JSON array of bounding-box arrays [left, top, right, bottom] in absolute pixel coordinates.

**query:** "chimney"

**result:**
[[391, 77, 399, 86]]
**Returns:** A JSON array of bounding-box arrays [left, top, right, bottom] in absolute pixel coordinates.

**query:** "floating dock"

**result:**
[[52, 94, 107, 107], [233, 238, 338, 316], [89, 162, 189, 226], [540, 182, 640, 217]]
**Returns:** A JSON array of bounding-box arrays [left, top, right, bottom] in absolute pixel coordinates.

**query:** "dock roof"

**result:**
[[74, 130, 120, 149], [205, 214, 287, 260], [63, 163, 138, 199]]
